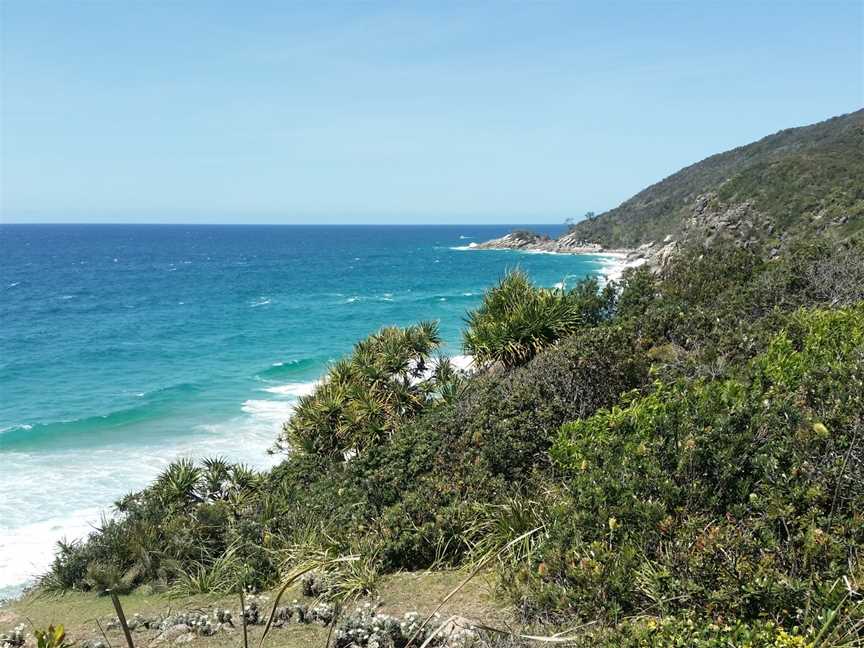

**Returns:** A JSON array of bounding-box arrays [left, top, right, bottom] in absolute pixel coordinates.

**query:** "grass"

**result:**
[[1, 571, 507, 648]]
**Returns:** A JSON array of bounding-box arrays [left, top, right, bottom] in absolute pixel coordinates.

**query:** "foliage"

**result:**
[[503, 304, 864, 623], [567, 608, 864, 648], [33, 626, 71, 648], [41, 238, 864, 646], [463, 268, 614, 367], [277, 321, 460, 458]]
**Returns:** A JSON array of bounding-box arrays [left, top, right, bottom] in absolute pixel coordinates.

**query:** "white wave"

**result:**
[[449, 245, 475, 251], [250, 298, 272, 308], [458, 235, 474, 240], [408, 354, 475, 385], [7, 282, 20, 288], [0, 507, 104, 599], [590, 252, 640, 284], [262, 381, 318, 397], [0, 418, 282, 599], [447, 354, 475, 373], [241, 399, 296, 422], [522, 249, 564, 255], [0, 423, 32, 434]]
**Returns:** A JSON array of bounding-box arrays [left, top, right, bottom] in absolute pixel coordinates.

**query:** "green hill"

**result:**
[[569, 109, 864, 248]]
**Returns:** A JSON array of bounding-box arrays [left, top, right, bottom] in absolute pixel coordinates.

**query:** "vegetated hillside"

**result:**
[[39, 236, 864, 645], [569, 109, 864, 248]]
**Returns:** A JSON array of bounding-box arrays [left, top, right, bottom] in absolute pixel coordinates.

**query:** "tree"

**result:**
[[463, 269, 613, 368], [278, 321, 461, 459]]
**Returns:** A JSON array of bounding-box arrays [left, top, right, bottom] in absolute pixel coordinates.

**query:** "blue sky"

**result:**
[[1, 1, 862, 224]]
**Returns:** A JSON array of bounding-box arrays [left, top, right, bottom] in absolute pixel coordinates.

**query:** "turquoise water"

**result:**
[[0, 224, 619, 596]]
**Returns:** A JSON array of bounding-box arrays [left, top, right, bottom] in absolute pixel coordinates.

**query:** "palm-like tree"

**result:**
[[278, 321, 450, 459], [154, 458, 202, 505], [463, 269, 607, 368]]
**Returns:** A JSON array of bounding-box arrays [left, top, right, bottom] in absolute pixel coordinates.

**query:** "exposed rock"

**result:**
[[155, 624, 191, 644], [472, 230, 605, 254], [682, 192, 767, 251], [433, 616, 479, 647], [1, 625, 26, 648], [80, 640, 107, 648], [655, 241, 679, 268]]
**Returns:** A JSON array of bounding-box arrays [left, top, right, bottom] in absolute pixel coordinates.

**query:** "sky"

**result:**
[[0, 1, 862, 225]]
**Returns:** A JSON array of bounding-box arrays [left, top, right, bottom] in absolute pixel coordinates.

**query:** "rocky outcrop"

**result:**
[[683, 193, 769, 250], [471, 230, 607, 254]]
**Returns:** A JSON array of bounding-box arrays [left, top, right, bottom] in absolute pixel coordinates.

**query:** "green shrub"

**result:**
[[505, 305, 864, 622], [278, 321, 456, 458], [463, 269, 614, 368]]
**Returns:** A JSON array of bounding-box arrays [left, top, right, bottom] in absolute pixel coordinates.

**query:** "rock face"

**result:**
[[685, 193, 765, 250], [472, 230, 606, 254]]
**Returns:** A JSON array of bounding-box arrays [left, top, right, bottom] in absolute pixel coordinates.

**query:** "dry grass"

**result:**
[[1, 571, 507, 648]]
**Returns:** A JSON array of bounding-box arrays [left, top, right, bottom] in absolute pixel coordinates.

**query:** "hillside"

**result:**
[[569, 109, 864, 248]]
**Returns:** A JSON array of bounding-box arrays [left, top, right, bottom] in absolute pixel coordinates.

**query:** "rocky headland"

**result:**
[[469, 228, 669, 271]]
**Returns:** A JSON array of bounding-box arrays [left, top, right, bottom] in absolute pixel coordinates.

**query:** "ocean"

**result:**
[[0, 224, 620, 597]]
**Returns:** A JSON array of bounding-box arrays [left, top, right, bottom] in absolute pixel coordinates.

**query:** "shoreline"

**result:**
[[0, 353, 478, 603], [456, 240, 644, 283]]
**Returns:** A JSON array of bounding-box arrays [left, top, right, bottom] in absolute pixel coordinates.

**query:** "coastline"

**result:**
[[0, 353, 478, 603], [456, 238, 644, 284], [1, 226, 627, 602]]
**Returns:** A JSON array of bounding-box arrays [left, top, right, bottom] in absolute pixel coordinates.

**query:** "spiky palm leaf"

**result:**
[[276, 321, 444, 458], [155, 458, 202, 505], [464, 268, 587, 367]]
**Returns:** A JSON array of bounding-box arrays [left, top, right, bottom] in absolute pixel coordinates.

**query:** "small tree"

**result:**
[[463, 269, 613, 368], [278, 321, 460, 459]]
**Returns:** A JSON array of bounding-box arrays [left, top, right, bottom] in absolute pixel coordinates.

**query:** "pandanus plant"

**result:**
[[463, 268, 611, 368], [278, 321, 461, 459]]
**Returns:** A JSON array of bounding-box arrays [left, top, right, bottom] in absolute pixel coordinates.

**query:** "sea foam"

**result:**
[[262, 381, 318, 397]]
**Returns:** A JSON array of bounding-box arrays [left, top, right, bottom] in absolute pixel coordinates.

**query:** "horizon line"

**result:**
[[0, 221, 569, 227]]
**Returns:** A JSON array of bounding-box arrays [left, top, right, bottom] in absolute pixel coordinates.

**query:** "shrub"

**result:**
[[463, 269, 614, 368], [504, 305, 864, 622], [278, 321, 458, 458]]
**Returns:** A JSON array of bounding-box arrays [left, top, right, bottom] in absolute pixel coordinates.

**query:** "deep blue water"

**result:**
[[0, 224, 619, 596]]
